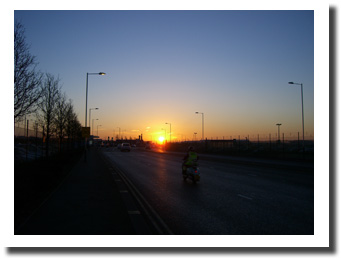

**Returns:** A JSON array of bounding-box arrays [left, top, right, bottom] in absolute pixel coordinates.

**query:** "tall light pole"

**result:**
[[165, 122, 171, 143], [85, 72, 105, 127], [195, 112, 204, 141], [92, 119, 98, 136], [97, 125, 102, 138], [161, 128, 166, 142], [89, 107, 99, 135], [117, 127, 121, 140], [276, 123, 282, 142], [288, 82, 304, 151]]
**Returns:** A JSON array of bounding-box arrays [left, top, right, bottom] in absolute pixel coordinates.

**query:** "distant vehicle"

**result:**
[[121, 143, 131, 152], [145, 143, 151, 150]]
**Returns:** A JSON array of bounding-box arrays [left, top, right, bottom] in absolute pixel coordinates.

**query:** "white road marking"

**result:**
[[238, 194, 253, 200]]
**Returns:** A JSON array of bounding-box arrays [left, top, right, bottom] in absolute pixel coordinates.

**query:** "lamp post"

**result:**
[[165, 122, 171, 143], [161, 128, 166, 142], [117, 127, 121, 140], [195, 112, 204, 141], [276, 123, 282, 143], [161, 128, 166, 150], [92, 119, 98, 136], [89, 108, 99, 135], [85, 72, 105, 127], [97, 125, 102, 138], [288, 82, 304, 151]]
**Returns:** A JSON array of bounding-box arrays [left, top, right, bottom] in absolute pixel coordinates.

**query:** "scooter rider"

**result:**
[[182, 146, 198, 175]]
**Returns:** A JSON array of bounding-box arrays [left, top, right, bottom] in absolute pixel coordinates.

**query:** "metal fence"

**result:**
[[14, 126, 83, 161], [15, 126, 43, 138], [166, 137, 314, 160]]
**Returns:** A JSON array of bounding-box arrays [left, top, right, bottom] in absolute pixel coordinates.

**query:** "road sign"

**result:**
[[81, 127, 90, 138]]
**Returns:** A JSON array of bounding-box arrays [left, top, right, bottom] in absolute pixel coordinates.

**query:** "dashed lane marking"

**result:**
[[238, 194, 253, 200]]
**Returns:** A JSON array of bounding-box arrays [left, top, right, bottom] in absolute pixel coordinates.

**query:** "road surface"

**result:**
[[102, 147, 314, 235]]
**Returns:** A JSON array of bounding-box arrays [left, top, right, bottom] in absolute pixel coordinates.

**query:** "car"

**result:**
[[121, 143, 131, 152]]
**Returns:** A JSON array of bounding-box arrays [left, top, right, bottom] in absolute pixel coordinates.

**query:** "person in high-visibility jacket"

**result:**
[[182, 146, 198, 174]]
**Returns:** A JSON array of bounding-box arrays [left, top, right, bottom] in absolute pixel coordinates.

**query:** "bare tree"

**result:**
[[54, 91, 68, 152], [65, 100, 82, 149], [14, 21, 42, 122], [37, 73, 61, 158]]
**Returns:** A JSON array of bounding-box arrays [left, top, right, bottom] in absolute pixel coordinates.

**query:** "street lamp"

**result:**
[[97, 125, 102, 137], [276, 123, 282, 143], [195, 112, 204, 141], [117, 127, 121, 140], [288, 82, 305, 151], [165, 122, 171, 143], [92, 119, 98, 136], [85, 72, 105, 127], [89, 108, 99, 135]]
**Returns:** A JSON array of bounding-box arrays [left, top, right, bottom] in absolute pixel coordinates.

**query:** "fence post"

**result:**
[[42, 126, 45, 159], [26, 120, 29, 161], [35, 122, 38, 160]]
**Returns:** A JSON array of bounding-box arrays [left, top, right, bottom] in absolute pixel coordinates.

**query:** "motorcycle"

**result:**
[[182, 161, 200, 183]]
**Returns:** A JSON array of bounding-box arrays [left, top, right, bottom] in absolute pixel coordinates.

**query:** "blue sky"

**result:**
[[14, 10, 314, 141]]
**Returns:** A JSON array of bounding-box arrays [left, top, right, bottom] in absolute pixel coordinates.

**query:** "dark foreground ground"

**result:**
[[14, 146, 313, 235], [14, 148, 140, 235], [15, 150, 83, 232]]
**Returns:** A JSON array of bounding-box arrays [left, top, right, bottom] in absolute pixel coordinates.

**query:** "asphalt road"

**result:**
[[102, 147, 314, 235]]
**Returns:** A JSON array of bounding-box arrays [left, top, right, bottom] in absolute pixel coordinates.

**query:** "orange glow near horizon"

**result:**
[[158, 136, 165, 144], [93, 114, 314, 143]]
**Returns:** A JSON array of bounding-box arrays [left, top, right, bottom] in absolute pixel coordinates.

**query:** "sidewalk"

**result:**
[[15, 148, 137, 235]]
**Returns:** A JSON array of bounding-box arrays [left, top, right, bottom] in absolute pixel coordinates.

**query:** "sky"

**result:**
[[14, 9, 314, 142]]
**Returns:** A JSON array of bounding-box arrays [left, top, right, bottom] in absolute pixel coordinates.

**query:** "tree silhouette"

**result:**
[[14, 21, 42, 122]]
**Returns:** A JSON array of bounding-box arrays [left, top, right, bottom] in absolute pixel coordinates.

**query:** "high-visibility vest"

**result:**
[[185, 151, 197, 165]]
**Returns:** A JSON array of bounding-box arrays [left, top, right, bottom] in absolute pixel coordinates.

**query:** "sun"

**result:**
[[158, 136, 165, 143]]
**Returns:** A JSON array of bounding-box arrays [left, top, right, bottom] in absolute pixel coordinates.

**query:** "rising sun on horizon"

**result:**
[[158, 136, 165, 144]]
